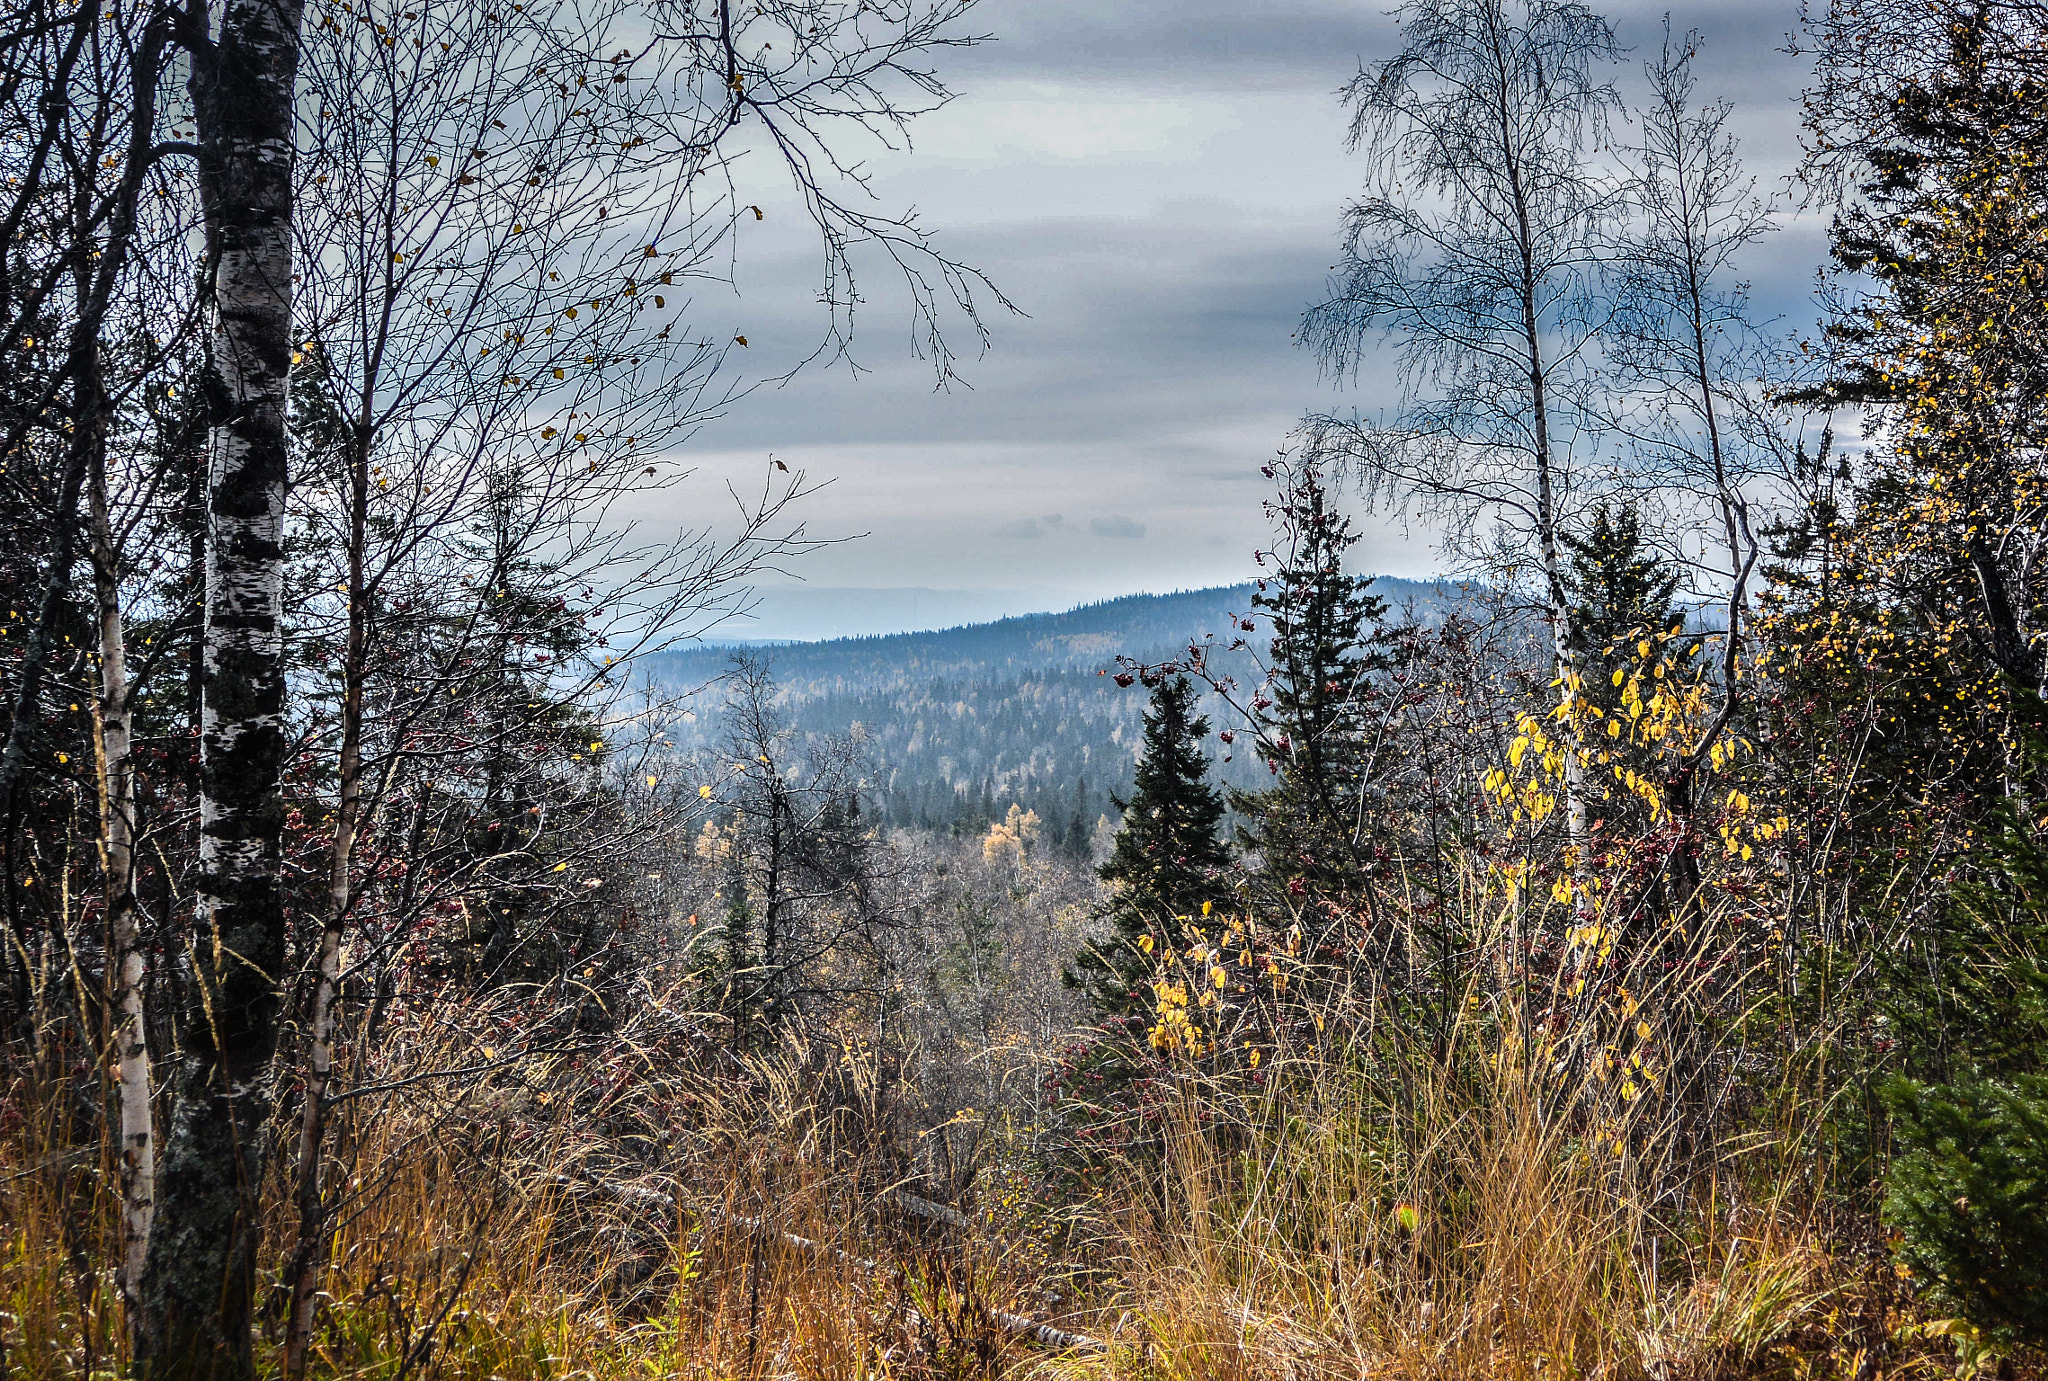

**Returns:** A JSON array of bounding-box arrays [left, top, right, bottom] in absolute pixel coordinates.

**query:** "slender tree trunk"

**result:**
[[1515, 203, 1589, 871], [0, 3, 167, 1014], [1488, 18, 1587, 874], [283, 430, 369, 1379], [139, 0, 304, 1369], [1667, 272, 1743, 931], [87, 373, 155, 1327]]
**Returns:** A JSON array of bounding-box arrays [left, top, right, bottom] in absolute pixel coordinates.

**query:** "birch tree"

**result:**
[[0, 0, 178, 992], [266, 0, 995, 1366], [135, 0, 307, 1364], [275, 9, 754, 1361], [1605, 30, 1792, 921], [88, 382, 153, 1324], [1299, 0, 1623, 866], [0, 0, 199, 1342], [0, 0, 991, 1362]]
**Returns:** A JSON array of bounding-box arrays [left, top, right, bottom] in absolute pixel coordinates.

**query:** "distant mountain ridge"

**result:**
[[648, 577, 1456, 847], [655, 576, 1452, 691]]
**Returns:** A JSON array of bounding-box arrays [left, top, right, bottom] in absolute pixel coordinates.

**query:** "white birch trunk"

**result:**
[[139, 0, 305, 1366], [88, 430, 154, 1318]]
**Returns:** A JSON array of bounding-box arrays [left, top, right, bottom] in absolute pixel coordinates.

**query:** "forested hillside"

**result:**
[[651, 578, 1454, 843]]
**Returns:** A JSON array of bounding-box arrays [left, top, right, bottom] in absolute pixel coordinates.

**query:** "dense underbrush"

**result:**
[[5, 878, 2027, 1381]]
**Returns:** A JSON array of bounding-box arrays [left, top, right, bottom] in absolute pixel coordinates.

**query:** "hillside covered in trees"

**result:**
[[650, 578, 1454, 843], [8, 1, 2048, 1380]]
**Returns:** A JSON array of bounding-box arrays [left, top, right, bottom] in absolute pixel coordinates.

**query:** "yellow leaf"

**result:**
[[553, 862, 568, 871], [699, 785, 713, 798]]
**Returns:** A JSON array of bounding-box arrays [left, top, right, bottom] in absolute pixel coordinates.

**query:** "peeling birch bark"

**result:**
[[138, 0, 305, 1369]]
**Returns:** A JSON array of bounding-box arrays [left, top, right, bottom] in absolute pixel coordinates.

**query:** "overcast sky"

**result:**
[[642, 0, 1828, 640]]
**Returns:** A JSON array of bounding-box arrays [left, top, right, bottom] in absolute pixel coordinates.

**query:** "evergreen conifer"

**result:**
[[1068, 675, 1230, 1020], [1236, 461, 1389, 902], [1562, 504, 1690, 844], [1563, 504, 1685, 698], [1879, 779, 2048, 1350]]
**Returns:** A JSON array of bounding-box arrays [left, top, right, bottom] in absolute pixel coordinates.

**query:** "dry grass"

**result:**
[[2, 989, 1036, 1381], [0, 924, 2008, 1381], [1030, 1010, 1839, 1381]]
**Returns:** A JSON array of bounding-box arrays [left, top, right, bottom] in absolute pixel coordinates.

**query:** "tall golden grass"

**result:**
[[0, 887, 1988, 1379], [1037, 1004, 1839, 1381]]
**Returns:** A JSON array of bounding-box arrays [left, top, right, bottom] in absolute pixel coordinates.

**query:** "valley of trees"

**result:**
[[5, 0, 2048, 1378], [649, 578, 1453, 843]]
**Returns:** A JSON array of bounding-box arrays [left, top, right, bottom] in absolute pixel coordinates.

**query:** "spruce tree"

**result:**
[[1068, 675, 1230, 1021], [1564, 504, 1685, 697], [1883, 1075, 2048, 1351], [1562, 504, 1690, 840], [1236, 462, 1389, 903], [1879, 792, 2048, 1350], [1065, 773, 1090, 862]]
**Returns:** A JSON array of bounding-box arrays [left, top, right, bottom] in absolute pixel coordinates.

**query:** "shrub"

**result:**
[[1883, 1074, 2048, 1349]]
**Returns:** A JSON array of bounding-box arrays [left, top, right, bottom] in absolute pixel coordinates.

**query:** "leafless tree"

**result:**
[[707, 656, 892, 1044], [0, 0, 1014, 1369], [1602, 28, 1800, 918], [1299, 0, 1626, 862]]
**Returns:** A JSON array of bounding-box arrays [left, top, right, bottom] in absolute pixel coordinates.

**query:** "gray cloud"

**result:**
[[646, 0, 1823, 613], [956, 0, 1811, 105], [995, 512, 1071, 539], [1090, 515, 1147, 540]]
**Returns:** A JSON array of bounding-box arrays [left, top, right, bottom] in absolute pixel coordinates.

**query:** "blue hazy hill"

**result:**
[[648, 577, 1453, 846]]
